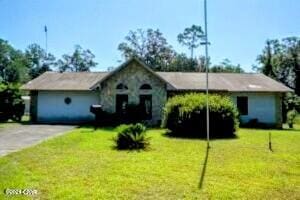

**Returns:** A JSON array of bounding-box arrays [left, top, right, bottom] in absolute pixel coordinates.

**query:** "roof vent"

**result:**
[[248, 84, 262, 89]]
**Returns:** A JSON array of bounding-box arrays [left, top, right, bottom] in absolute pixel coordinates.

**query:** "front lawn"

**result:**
[[0, 127, 299, 199]]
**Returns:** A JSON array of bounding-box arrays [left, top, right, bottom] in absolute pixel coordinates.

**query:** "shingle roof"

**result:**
[[90, 57, 170, 90], [157, 72, 293, 92], [21, 72, 108, 91], [22, 71, 292, 93]]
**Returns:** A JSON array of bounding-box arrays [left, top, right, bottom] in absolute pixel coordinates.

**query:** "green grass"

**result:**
[[0, 127, 299, 199], [0, 115, 30, 129]]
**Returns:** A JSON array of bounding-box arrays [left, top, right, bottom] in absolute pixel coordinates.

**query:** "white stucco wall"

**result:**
[[37, 91, 99, 123], [230, 92, 277, 124], [35, 89, 281, 125]]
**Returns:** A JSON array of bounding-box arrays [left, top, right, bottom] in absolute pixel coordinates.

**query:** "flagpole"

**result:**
[[204, 0, 210, 149], [44, 26, 48, 55]]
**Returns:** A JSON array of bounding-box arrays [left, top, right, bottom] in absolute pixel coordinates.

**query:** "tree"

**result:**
[[0, 39, 29, 83], [177, 25, 205, 59], [167, 53, 199, 72], [257, 40, 276, 78], [118, 29, 176, 71], [210, 59, 244, 73], [118, 28, 243, 73], [0, 83, 25, 122], [284, 92, 300, 112], [57, 45, 97, 72], [25, 44, 56, 79], [256, 37, 300, 94], [283, 37, 300, 95]]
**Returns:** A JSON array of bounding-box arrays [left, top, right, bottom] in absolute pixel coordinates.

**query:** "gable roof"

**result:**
[[21, 71, 108, 91], [22, 59, 292, 93], [89, 57, 170, 90], [157, 72, 293, 92]]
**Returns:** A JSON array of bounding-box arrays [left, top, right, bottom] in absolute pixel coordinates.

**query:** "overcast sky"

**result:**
[[0, 0, 299, 71]]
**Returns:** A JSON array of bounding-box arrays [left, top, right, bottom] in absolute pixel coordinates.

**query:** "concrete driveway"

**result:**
[[0, 124, 75, 157]]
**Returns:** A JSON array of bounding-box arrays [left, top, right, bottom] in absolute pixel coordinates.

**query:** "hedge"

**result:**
[[0, 84, 25, 122], [162, 93, 239, 138]]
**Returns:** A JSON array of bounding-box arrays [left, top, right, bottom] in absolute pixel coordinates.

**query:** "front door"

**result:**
[[116, 94, 128, 115], [139, 95, 152, 119]]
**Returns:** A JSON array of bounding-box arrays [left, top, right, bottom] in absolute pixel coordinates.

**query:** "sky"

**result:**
[[0, 0, 299, 72]]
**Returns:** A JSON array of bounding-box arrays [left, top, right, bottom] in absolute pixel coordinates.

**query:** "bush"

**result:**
[[283, 93, 300, 122], [162, 93, 239, 138], [287, 109, 297, 128], [114, 123, 150, 150], [0, 84, 25, 122]]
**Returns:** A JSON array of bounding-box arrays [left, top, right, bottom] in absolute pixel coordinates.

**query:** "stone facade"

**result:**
[[99, 60, 167, 125]]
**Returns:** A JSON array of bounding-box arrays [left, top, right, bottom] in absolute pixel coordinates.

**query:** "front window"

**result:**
[[116, 83, 128, 90], [237, 96, 248, 115], [140, 84, 152, 90]]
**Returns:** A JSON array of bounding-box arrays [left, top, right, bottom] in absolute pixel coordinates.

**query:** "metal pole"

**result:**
[[45, 26, 48, 55], [204, 0, 210, 148]]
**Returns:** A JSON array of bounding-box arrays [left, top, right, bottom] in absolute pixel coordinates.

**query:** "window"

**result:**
[[116, 83, 128, 90], [139, 95, 152, 119], [237, 96, 248, 115], [140, 84, 152, 90], [116, 94, 128, 115], [64, 97, 72, 105]]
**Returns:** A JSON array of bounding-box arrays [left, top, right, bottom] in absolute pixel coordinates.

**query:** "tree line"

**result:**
[[117, 26, 243, 73], [0, 40, 98, 84], [255, 37, 300, 96], [0, 25, 244, 85]]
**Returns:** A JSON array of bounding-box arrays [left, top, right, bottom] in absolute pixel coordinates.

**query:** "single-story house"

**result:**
[[22, 57, 292, 127]]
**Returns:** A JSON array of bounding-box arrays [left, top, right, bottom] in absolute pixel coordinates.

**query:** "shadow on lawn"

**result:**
[[199, 145, 210, 189], [163, 130, 238, 140], [79, 125, 116, 131]]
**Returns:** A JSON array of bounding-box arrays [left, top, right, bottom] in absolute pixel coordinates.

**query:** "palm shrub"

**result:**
[[162, 93, 239, 138], [114, 123, 150, 150]]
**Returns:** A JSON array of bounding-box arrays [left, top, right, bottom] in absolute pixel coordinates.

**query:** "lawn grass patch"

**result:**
[[0, 127, 299, 199], [0, 115, 30, 130]]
